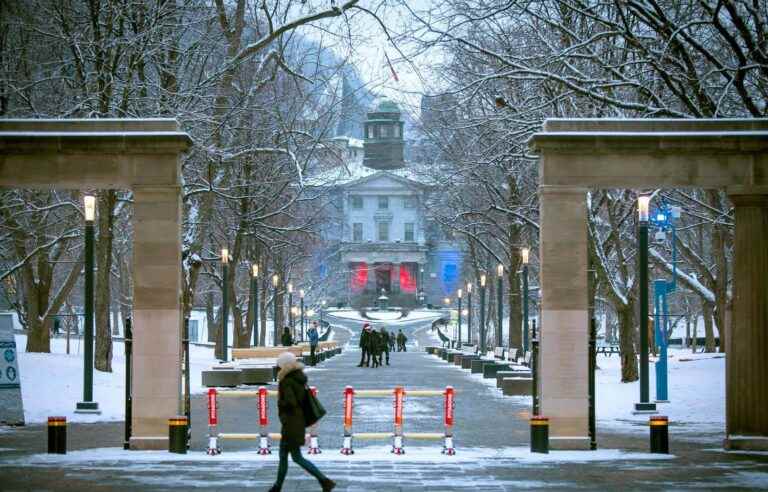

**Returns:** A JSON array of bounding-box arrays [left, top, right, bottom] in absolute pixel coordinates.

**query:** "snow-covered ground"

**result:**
[[14, 334, 217, 424], [326, 309, 444, 324], [596, 349, 725, 436]]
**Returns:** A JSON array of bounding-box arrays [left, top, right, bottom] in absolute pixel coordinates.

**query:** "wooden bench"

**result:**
[[493, 347, 506, 360], [501, 377, 533, 396]]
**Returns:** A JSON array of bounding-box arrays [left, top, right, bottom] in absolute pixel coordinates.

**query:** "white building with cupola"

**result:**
[[313, 99, 463, 308]]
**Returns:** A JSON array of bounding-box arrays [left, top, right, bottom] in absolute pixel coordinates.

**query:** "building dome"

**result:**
[[375, 98, 400, 114]]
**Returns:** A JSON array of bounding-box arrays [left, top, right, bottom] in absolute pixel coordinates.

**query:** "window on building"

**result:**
[[378, 222, 389, 241], [351, 195, 363, 209], [404, 223, 415, 242], [353, 223, 363, 241], [403, 196, 416, 209], [394, 125, 401, 138], [382, 125, 391, 137], [378, 196, 389, 209], [366, 126, 373, 139]]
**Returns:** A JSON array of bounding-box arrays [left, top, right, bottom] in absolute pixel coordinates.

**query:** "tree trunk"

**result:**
[[703, 302, 716, 353], [206, 292, 217, 344], [617, 304, 639, 382], [95, 190, 115, 373], [507, 256, 522, 350], [259, 281, 267, 346]]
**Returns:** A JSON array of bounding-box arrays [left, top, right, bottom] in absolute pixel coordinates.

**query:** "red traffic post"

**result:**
[[206, 388, 221, 455], [392, 386, 405, 455], [340, 386, 354, 455], [257, 386, 271, 455], [307, 386, 321, 455], [442, 386, 456, 455]]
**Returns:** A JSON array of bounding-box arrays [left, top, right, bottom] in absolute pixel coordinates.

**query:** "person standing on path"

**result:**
[[397, 329, 407, 352], [307, 321, 319, 366], [389, 331, 396, 352], [380, 327, 391, 366], [269, 352, 335, 492], [371, 330, 382, 368], [281, 326, 294, 346], [358, 323, 372, 367]]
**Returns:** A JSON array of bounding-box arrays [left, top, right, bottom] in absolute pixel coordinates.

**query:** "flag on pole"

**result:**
[[384, 51, 399, 83]]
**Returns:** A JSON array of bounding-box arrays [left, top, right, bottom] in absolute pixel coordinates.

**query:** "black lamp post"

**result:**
[[522, 247, 530, 353], [496, 264, 504, 348], [480, 273, 487, 353], [76, 195, 99, 414], [220, 248, 230, 361], [250, 264, 259, 347], [300, 289, 306, 342], [457, 288, 463, 348], [272, 274, 279, 347], [287, 283, 294, 332], [635, 196, 657, 412], [466, 282, 473, 345]]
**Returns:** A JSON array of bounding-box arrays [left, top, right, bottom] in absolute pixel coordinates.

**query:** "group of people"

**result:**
[[280, 321, 321, 366], [357, 323, 408, 367]]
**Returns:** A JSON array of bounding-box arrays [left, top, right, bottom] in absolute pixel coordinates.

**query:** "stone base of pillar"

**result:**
[[549, 436, 591, 450], [724, 436, 768, 451], [129, 436, 169, 451]]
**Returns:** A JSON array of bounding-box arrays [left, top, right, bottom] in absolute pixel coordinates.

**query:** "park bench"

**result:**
[[493, 347, 506, 360], [496, 369, 532, 388], [501, 376, 533, 396], [231, 346, 303, 360]]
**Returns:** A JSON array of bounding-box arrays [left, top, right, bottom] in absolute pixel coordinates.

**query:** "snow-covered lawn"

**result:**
[[14, 334, 217, 424], [597, 349, 725, 436]]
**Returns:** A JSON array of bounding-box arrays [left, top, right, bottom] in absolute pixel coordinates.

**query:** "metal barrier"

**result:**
[[340, 385, 456, 455], [206, 386, 322, 455]]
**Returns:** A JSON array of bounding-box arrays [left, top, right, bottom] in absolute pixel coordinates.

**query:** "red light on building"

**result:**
[[351, 262, 368, 292], [400, 263, 416, 293]]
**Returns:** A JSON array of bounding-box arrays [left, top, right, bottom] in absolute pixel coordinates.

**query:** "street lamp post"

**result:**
[[251, 264, 259, 347], [220, 248, 230, 361], [300, 289, 305, 342], [76, 195, 99, 414], [635, 196, 657, 413], [497, 264, 504, 348], [457, 289, 463, 349], [466, 282, 473, 345], [287, 283, 294, 332], [480, 274, 487, 354], [272, 274, 279, 347], [522, 248, 530, 353]]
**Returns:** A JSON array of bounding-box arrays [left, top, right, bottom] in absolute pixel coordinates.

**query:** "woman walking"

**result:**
[[269, 352, 335, 492]]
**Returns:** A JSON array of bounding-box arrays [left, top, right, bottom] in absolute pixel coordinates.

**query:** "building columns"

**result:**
[[725, 188, 768, 451], [130, 185, 182, 450], [538, 185, 589, 449]]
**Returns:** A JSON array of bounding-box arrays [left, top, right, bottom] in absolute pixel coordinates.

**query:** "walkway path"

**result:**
[[2, 318, 768, 490]]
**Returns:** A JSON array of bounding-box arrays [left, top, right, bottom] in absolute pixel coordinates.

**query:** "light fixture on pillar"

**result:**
[[521, 247, 530, 353], [456, 288, 463, 348], [251, 264, 259, 347], [220, 248, 230, 362], [299, 289, 305, 342], [272, 274, 279, 347], [76, 195, 100, 414], [479, 273, 487, 353], [466, 282, 473, 345], [635, 195, 657, 414], [496, 264, 504, 348]]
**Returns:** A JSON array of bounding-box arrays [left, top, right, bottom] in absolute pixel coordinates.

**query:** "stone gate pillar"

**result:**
[[130, 185, 183, 450], [538, 185, 589, 449], [725, 187, 768, 450]]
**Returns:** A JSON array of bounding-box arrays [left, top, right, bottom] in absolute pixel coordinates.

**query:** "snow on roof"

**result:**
[[306, 158, 434, 188]]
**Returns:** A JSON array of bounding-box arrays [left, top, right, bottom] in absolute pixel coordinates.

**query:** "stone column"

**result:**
[[725, 187, 768, 451], [130, 185, 182, 450], [538, 185, 589, 449]]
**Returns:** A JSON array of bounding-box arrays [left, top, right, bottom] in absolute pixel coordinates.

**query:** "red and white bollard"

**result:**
[[206, 388, 221, 455], [392, 386, 405, 455], [307, 386, 322, 454], [340, 386, 354, 455], [257, 386, 271, 455], [442, 386, 456, 455]]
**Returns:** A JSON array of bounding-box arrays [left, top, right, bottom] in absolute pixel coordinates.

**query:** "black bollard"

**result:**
[[47, 416, 66, 454], [649, 416, 669, 453], [530, 416, 549, 454], [168, 416, 188, 454]]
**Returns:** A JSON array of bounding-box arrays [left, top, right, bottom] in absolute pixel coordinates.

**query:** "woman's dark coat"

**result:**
[[277, 361, 308, 449]]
